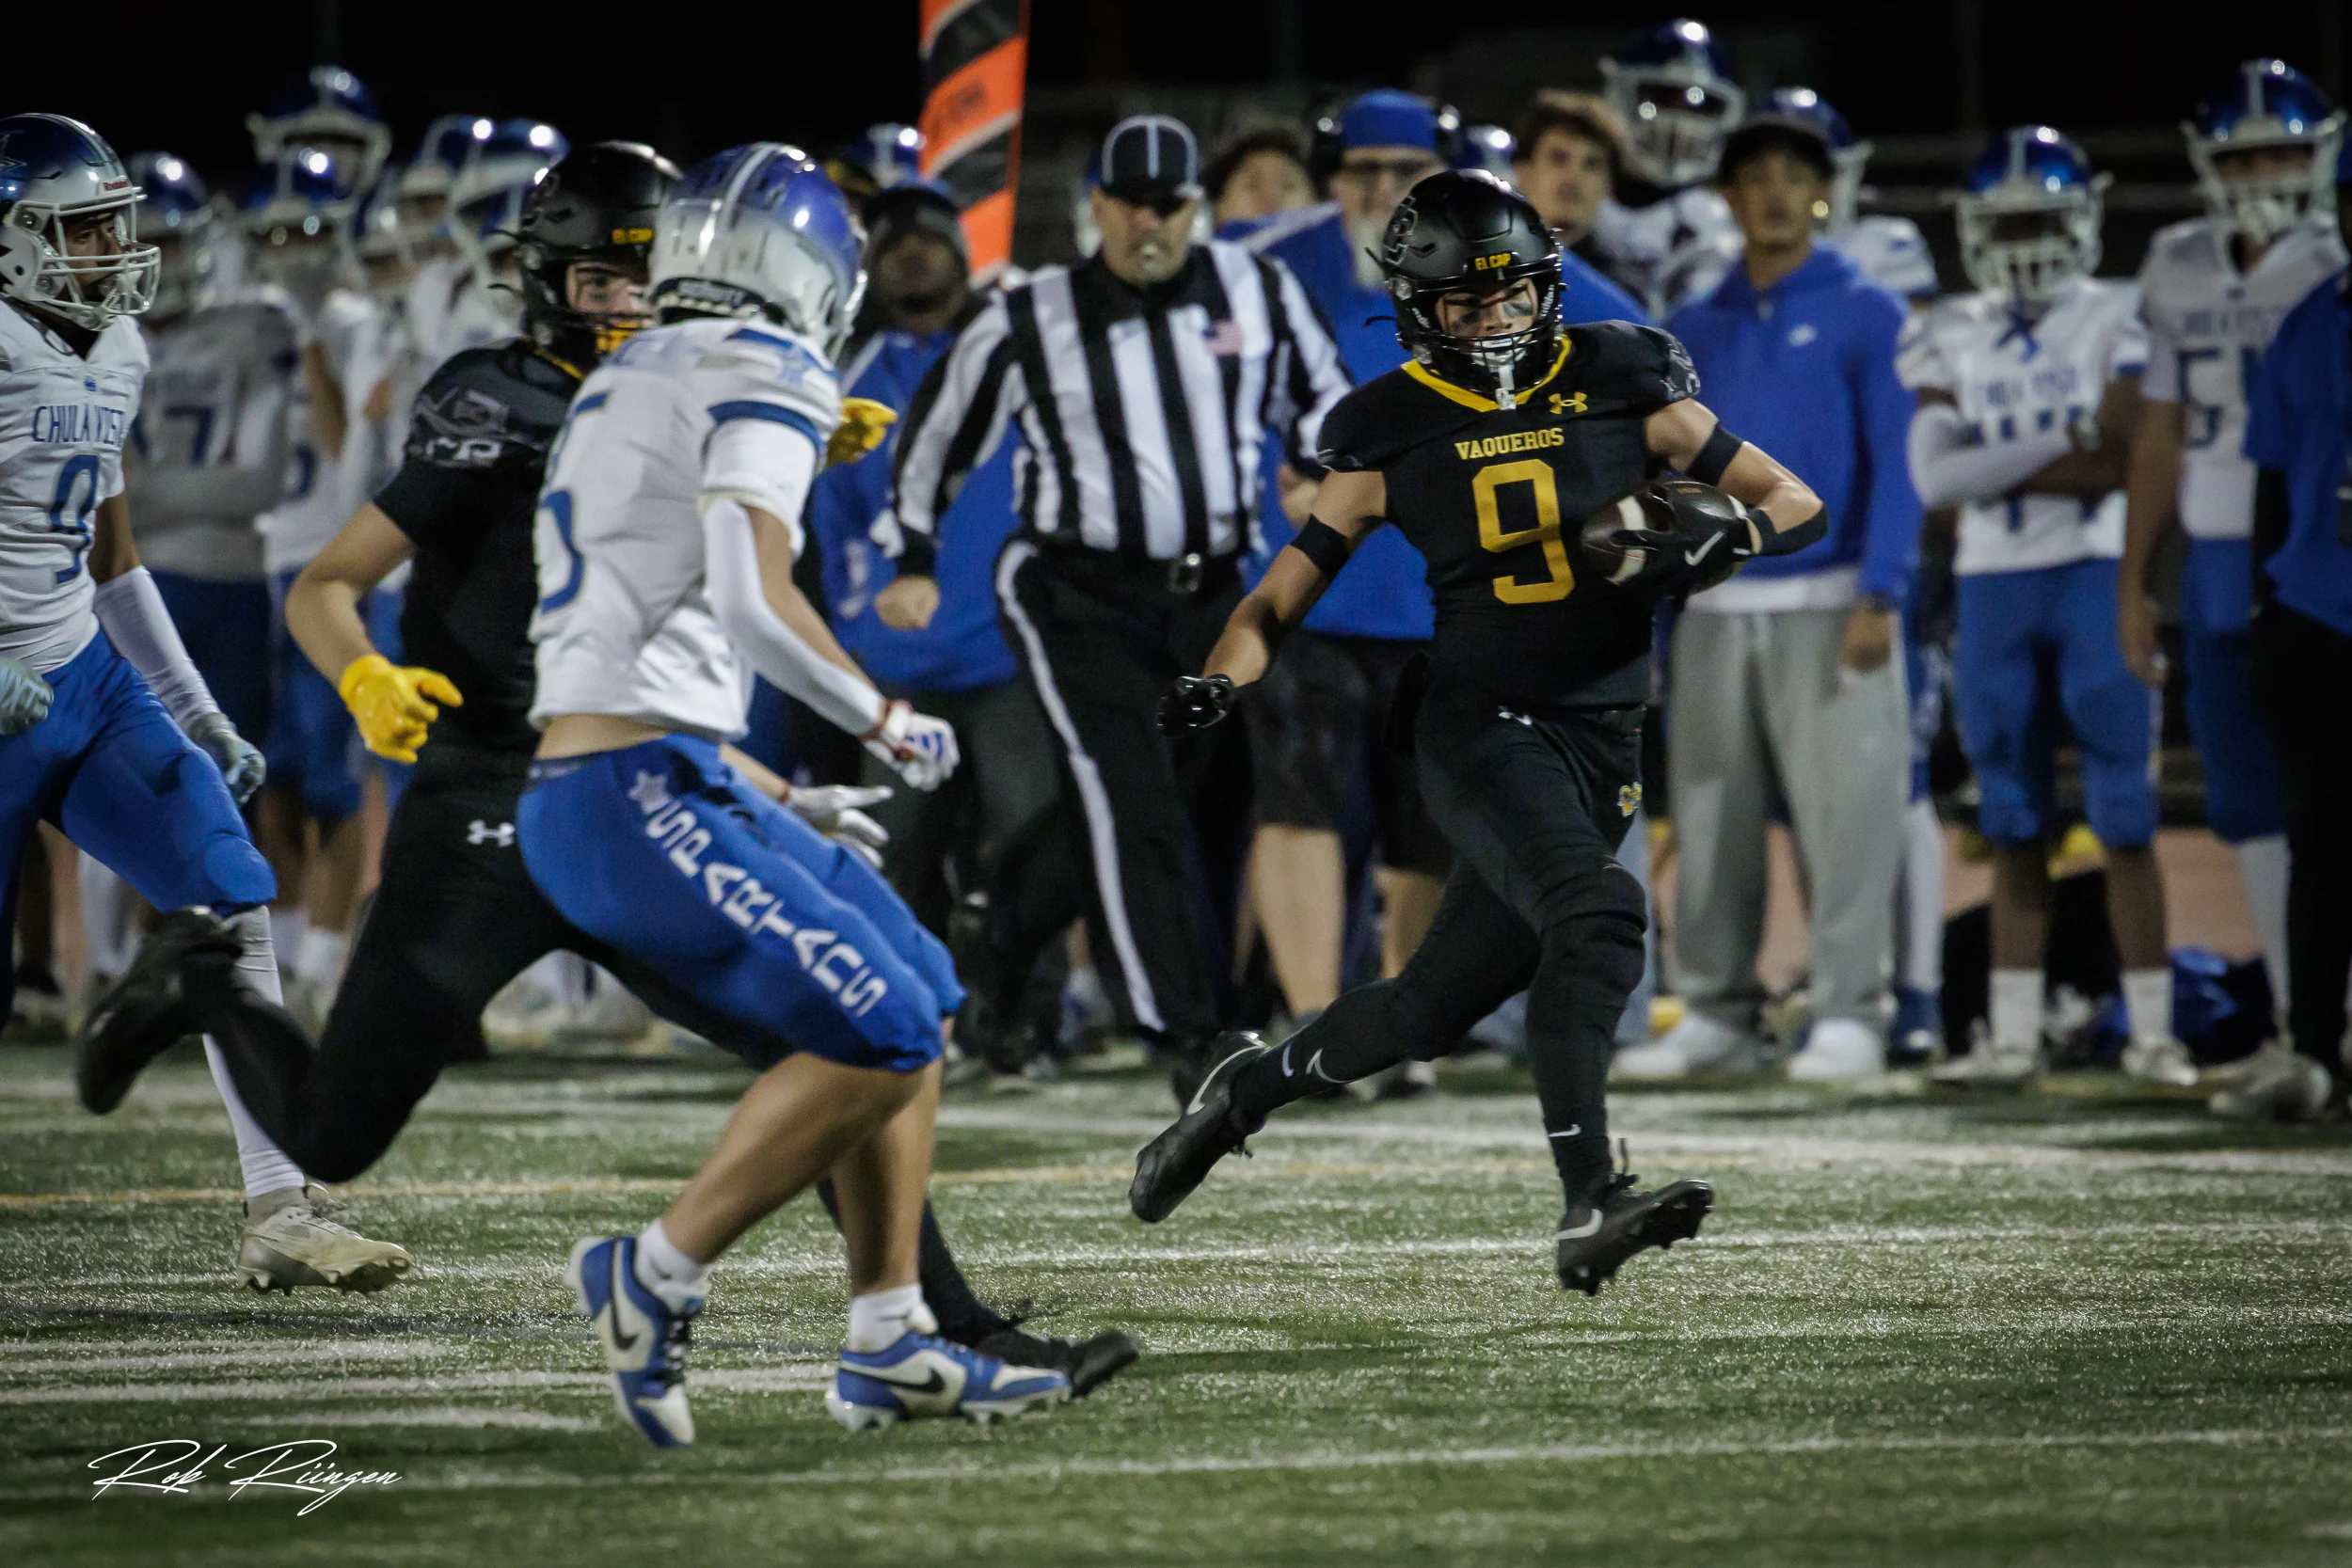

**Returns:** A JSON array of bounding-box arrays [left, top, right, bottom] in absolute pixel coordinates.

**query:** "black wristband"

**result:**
[[1289, 517, 1358, 579], [1686, 422, 1743, 487], [1752, 504, 1828, 556], [896, 532, 938, 578]]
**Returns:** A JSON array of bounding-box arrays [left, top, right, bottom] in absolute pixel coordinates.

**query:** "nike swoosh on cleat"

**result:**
[[1548, 1127, 1581, 1139], [1279, 1044, 1294, 1078], [608, 1249, 640, 1352], [1556, 1214, 1603, 1240], [861, 1366, 948, 1396]]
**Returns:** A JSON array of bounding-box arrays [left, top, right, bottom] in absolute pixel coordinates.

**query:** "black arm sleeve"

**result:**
[[1684, 422, 1743, 487], [1750, 504, 1829, 556], [1287, 517, 1359, 579]]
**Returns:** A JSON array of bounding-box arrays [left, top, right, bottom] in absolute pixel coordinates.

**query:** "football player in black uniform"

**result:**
[[1134, 171, 1828, 1294], [78, 143, 1136, 1390]]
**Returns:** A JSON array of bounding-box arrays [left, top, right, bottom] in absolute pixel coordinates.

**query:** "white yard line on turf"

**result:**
[[12, 1216, 2351, 1294], [0, 1365, 834, 1405]]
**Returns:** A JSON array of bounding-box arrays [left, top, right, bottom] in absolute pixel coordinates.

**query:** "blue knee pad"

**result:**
[[2179, 540, 2285, 843], [518, 737, 944, 1073]]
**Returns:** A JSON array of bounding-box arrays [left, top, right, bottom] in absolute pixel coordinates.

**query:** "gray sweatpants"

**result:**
[[1668, 607, 1908, 1031]]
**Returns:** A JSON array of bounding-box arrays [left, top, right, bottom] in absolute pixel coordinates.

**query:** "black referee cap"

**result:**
[[1099, 115, 1202, 205]]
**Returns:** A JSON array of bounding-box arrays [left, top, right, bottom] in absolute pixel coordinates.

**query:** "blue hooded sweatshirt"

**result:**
[[1238, 202, 1654, 639], [1667, 243, 1921, 600], [803, 325, 1020, 692]]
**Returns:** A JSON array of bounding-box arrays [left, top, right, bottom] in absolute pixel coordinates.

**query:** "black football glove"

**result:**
[[1157, 673, 1236, 735], [1579, 478, 1758, 595]]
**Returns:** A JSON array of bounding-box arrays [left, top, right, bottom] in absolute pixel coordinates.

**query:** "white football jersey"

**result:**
[[127, 296, 296, 582], [2138, 215, 2344, 540], [0, 304, 148, 673], [1592, 187, 1743, 319], [1828, 214, 1940, 300], [259, 289, 376, 577], [1897, 276, 2147, 576], [405, 257, 520, 384], [529, 316, 843, 738]]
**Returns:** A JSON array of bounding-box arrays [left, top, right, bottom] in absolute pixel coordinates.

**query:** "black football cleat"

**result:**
[[974, 1321, 1141, 1398], [1554, 1146, 1712, 1296], [75, 910, 245, 1114], [1131, 1031, 1268, 1223]]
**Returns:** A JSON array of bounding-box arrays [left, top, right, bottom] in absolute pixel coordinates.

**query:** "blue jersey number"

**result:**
[[287, 444, 317, 500], [47, 453, 102, 584], [536, 489, 584, 612], [166, 403, 217, 465], [2178, 345, 2265, 451]]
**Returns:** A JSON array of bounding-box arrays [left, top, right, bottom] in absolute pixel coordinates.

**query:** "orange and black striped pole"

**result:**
[[916, 0, 1027, 283]]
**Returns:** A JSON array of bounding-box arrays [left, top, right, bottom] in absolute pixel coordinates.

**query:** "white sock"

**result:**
[[295, 927, 348, 986], [2122, 967, 2173, 1044], [206, 909, 303, 1198], [632, 1219, 710, 1310], [846, 1282, 935, 1353], [1899, 799, 1946, 992], [1990, 969, 2044, 1053], [75, 855, 135, 978], [2235, 835, 2291, 1013], [269, 908, 308, 974]]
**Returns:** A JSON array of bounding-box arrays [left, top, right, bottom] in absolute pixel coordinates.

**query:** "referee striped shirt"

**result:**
[[891, 240, 1351, 563]]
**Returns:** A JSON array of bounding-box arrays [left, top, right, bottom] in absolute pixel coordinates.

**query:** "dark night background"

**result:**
[[60, 2, 2352, 269]]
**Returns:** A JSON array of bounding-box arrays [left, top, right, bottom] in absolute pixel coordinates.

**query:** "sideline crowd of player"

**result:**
[[4, 19, 2349, 1446]]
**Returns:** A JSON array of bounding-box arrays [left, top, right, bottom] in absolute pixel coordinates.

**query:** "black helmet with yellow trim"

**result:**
[[515, 140, 681, 368], [1378, 169, 1562, 407]]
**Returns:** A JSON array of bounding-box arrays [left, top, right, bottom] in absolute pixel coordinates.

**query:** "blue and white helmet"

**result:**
[[0, 115, 158, 329], [447, 119, 568, 267], [651, 144, 864, 360], [247, 66, 392, 189], [396, 115, 498, 214], [1599, 20, 1747, 188], [1953, 126, 2107, 306], [347, 174, 417, 299], [2185, 59, 2343, 245], [1454, 124, 1518, 181], [1761, 88, 1867, 231], [240, 147, 356, 304], [129, 150, 216, 320]]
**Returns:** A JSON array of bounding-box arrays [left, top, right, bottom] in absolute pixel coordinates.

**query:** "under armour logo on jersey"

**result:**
[[1549, 389, 1588, 417], [1498, 706, 1535, 727], [1619, 783, 1643, 817], [467, 819, 516, 847], [1787, 325, 1819, 347]]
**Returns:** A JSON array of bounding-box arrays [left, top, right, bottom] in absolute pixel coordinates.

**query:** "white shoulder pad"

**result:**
[[692, 322, 842, 438]]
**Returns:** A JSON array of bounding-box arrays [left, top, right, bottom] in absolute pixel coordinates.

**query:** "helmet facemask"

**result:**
[[1956, 182, 2105, 308], [2190, 131, 2342, 246], [1600, 62, 1746, 189], [6, 193, 158, 329], [1392, 260, 1564, 408]]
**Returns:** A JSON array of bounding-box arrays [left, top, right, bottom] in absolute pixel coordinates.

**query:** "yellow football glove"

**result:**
[[826, 397, 897, 467], [337, 652, 463, 764]]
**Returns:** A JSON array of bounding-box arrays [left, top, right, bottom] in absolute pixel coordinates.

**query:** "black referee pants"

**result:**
[[994, 539, 1241, 1043], [2253, 602, 2352, 1081]]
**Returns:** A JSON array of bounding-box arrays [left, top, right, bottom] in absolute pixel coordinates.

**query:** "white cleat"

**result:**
[[1786, 1017, 1886, 1083], [1929, 1039, 2041, 1087], [1612, 1012, 1763, 1083], [238, 1187, 411, 1295], [2120, 1035, 2201, 1089], [2208, 1042, 2333, 1123]]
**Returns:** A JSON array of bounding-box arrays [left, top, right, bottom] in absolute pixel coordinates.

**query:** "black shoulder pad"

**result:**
[[403, 346, 564, 472], [1564, 322, 1701, 416]]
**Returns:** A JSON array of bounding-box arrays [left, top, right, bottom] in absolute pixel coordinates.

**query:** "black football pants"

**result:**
[[2253, 602, 2352, 1082], [1237, 675, 1648, 1200], [993, 541, 1242, 1043]]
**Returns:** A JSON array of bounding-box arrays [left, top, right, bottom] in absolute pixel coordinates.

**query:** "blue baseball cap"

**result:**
[[1338, 89, 1443, 151]]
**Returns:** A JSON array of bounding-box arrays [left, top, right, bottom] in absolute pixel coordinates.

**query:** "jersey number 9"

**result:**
[[47, 453, 101, 585], [1473, 458, 1575, 604]]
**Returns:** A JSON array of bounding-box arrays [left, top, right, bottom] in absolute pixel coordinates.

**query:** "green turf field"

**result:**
[[5, 1039, 2351, 1567]]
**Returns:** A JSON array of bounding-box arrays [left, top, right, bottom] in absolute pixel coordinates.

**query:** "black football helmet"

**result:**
[[1377, 169, 1562, 406], [515, 141, 682, 368]]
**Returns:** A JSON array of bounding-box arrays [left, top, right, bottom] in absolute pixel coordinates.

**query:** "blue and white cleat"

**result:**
[[826, 1331, 1072, 1431], [567, 1235, 700, 1448]]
